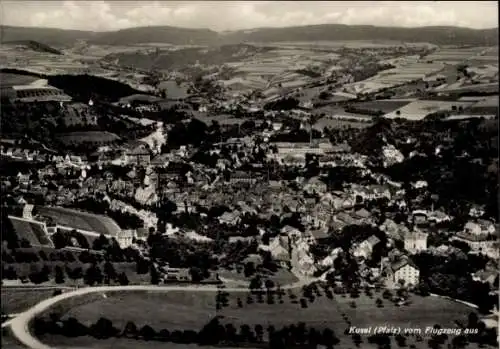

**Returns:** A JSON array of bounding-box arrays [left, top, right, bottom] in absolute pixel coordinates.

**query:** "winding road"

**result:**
[[3, 276, 317, 349]]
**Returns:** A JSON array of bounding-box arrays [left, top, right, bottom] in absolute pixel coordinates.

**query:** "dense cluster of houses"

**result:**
[[3, 84, 498, 294]]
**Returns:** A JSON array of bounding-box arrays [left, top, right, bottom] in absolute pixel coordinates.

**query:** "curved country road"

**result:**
[[3, 278, 317, 349]]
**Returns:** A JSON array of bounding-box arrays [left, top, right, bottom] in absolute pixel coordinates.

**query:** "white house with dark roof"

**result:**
[[384, 256, 420, 289]]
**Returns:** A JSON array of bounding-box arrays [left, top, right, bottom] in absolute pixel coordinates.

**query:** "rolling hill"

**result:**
[[1, 24, 498, 47], [0, 26, 95, 47], [104, 44, 272, 70], [89, 25, 219, 46], [2, 40, 63, 55], [222, 25, 499, 46]]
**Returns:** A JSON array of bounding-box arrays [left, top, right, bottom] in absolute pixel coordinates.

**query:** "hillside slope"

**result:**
[[1, 24, 498, 47], [2, 40, 63, 55], [89, 26, 219, 46], [105, 44, 271, 70], [223, 25, 499, 46], [0, 26, 95, 47]]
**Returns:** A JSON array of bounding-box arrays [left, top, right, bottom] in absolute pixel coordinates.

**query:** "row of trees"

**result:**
[[2, 245, 141, 266], [1, 261, 130, 286], [34, 315, 343, 349]]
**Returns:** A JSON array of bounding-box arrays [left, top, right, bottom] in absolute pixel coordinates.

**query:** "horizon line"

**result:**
[[2, 23, 499, 34]]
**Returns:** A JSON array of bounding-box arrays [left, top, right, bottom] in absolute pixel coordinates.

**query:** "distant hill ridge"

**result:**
[[1, 24, 498, 47], [3, 40, 63, 55]]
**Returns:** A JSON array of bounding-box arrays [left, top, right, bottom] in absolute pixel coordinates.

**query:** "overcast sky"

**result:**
[[1, 1, 498, 32]]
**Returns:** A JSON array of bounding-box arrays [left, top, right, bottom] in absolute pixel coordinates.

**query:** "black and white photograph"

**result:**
[[0, 1, 498, 349]]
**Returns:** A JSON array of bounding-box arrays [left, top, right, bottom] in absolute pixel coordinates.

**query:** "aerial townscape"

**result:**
[[0, 2, 499, 349]]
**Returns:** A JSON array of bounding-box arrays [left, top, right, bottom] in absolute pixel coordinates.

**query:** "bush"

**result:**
[[158, 328, 170, 342], [89, 317, 119, 339], [300, 298, 308, 308], [139, 325, 156, 341], [62, 317, 88, 337], [117, 272, 129, 286]]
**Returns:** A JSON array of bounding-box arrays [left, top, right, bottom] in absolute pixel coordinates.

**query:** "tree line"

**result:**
[[33, 314, 344, 349]]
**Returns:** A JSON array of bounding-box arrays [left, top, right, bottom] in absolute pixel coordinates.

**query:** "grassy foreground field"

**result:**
[[42, 336, 252, 349], [58, 290, 473, 330], [1, 331, 27, 349], [41, 288, 480, 349], [1, 288, 59, 314]]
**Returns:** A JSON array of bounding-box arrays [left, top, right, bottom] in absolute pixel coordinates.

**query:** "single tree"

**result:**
[[139, 325, 156, 341], [150, 263, 160, 285], [54, 265, 65, 284], [121, 321, 138, 339]]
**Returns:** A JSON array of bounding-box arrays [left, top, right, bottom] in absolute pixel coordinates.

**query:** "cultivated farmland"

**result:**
[[385, 100, 476, 120], [0, 72, 40, 87]]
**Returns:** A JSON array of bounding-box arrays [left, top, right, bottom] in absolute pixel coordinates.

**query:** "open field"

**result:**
[[41, 289, 479, 349], [350, 100, 412, 114], [253, 41, 432, 50], [57, 131, 121, 145], [424, 48, 485, 63], [59, 290, 473, 334], [42, 335, 252, 349], [0, 72, 40, 86], [1, 332, 27, 349], [1, 288, 60, 314], [385, 100, 476, 120], [471, 95, 499, 108], [434, 82, 499, 94], [313, 117, 372, 130], [445, 114, 497, 121], [40, 334, 493, 349], [344, 61, 444, 94]]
